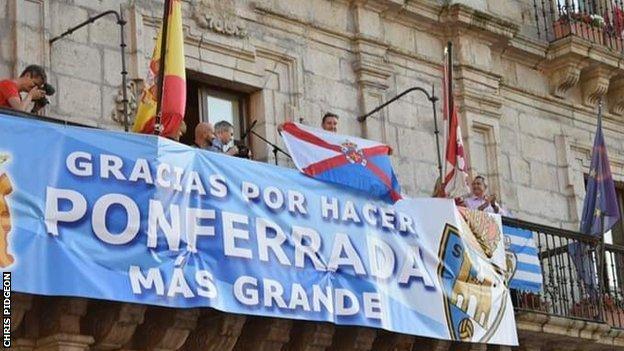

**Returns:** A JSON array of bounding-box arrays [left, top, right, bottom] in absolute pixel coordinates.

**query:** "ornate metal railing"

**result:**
[[533, 0, 624, 53], [604, 244, 624, 327], [502, 216, 624, 328]]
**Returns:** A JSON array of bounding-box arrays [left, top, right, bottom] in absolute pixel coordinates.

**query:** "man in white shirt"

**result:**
[[464, 175, 508, 215]]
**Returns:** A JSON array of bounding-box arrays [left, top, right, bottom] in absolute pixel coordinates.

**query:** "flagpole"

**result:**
[[431, 83, 443, 182], [447, 42, 453, 131], [597, 99, 606, 322], [154, 0, 172, 136]]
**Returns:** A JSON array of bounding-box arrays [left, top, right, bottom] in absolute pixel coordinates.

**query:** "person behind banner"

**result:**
[[193, 122, 215, 149], [321, 112, 338, 133], [464, 175, 507, 215], [0, 65, 47, 112], [278, 112, 340, 133], [210, 120, 239, 156], [170, 120, 187, 142]]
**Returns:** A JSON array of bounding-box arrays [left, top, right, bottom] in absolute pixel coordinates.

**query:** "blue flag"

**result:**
[[580, 113, 620, 236], [572, 109, 621, 294]]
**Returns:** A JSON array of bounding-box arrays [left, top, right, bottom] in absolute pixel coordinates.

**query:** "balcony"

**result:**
[[534, 0, 624, 53], [504, 216, 624, 333]]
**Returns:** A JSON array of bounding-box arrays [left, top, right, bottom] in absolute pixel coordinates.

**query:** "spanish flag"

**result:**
[[132, 0, 185, 138]]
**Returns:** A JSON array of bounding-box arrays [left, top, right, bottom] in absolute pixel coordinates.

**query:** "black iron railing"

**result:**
[[604, 244, 624, 327], [502, 217, 624, 326], [533, 0, 624, 53]]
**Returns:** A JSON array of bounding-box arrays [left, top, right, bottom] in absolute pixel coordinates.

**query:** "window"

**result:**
[[181, 75, 249, 146], [609, 183, 624, 245], [199, 88, 244, 138]]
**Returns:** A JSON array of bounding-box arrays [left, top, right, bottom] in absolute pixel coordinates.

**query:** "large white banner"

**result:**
[[396, 199, 517, 345], [1, 114, 517, 345]]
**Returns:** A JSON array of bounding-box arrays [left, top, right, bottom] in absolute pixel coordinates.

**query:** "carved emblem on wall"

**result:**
[[111, 79, 143, 128], [191, 0, 248, 38]]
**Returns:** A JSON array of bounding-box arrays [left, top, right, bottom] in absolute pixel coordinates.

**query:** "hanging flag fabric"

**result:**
[[572, 107, 621, 293], [502, 225, 543, 293], [132, 0, 186, 138], [580, 113, 621, 236], [441, 46, 470, 198], [281, 122, 402, 202]]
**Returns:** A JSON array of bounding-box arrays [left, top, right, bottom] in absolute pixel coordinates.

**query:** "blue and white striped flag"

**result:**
[[503, 225, 543, 293]]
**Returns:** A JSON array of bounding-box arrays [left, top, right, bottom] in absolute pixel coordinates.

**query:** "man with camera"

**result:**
[[208, 120, 252, 158], [0, 65, 51, 113]]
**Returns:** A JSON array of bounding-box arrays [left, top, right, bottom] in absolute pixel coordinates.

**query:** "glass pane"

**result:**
[[201, 91, 242, 138]]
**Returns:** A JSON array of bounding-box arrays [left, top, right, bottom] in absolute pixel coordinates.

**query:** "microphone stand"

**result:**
[[250, 130, 291, 165]]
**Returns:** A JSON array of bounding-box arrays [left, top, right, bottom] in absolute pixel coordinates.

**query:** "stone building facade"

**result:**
[[4, 0, 624, 350]]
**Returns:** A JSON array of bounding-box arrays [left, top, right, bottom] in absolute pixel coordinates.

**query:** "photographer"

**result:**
[[0, 65, 48, 112], [209, 121, 240, 156]]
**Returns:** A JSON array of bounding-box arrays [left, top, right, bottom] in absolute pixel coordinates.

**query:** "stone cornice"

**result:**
[[440, 3, 520, 43], [502, 34, 548, 68]]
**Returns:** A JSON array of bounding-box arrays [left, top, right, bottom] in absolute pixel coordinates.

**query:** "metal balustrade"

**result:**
[[501, 217, 624, 326], [533, 0, 624, 53]]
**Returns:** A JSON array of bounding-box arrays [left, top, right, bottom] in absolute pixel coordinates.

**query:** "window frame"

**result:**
[[197, 85, 248, 140]]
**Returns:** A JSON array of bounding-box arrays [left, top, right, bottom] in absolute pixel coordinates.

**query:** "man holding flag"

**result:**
[[132, 0, 186, 139], [280, 122, 402, 202]]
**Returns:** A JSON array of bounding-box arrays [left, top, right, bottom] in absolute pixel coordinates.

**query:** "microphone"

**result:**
[[241, 119, 258, 140]]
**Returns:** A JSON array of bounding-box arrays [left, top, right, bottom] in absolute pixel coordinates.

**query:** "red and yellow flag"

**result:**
[[132, 0, 185, 138]]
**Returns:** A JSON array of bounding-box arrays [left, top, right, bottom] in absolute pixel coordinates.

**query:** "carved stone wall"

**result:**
[[3, 0, 620, 221]]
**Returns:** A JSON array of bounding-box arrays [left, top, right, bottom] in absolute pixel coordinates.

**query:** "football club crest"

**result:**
[[504, 235, 518, 283], [437, 210, 508, 343], [340, 140, 367, 166]]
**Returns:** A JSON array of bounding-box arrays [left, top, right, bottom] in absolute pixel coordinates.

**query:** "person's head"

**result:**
[[214, 120, 234, 144], [194, 122, 214, 146], [17, 65, 46, 92], [321, 112, 338, 133], [471, 175, 487, 198], [174, 121, 187, 141]]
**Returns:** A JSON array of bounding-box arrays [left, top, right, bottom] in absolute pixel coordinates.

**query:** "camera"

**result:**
[[32, 83, 55, 113], [233, 141, 251, 159]]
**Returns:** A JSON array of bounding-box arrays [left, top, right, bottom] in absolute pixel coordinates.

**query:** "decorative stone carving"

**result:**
[[580, 65, 614, 107], [191, 0, 248, 38], [37, 297, 94, 350], [131, 307, 199, 351], [547, 60, 583, 99], [233, 317, 292, 351], [181, 310, 246, 351], [370, 331, 415, 351], [608, 75, 624, 116], [83, 302, 147, 350], [111, 79, 142, 129], [413, 337, 452, 351], [327, 327, 377, 351], [286, 321, 335, 351], [12, 293, 32, 333]]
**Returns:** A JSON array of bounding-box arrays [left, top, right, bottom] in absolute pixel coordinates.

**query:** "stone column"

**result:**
[[370, 331, 415, 351], [233, 317, 293, 351], [35, 297, 94, 351], [413, 337, 452, 351], [327, 326, 376, 351], [181, 309, 246, 351], [83, 301, 146, 350], [285, 321, 335, 351], [351, 1, 392, 142], [129, 307, 199, 351]]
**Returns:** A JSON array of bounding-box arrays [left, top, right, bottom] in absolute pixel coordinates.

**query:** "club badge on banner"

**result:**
[[0, 114, 517, 345]]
